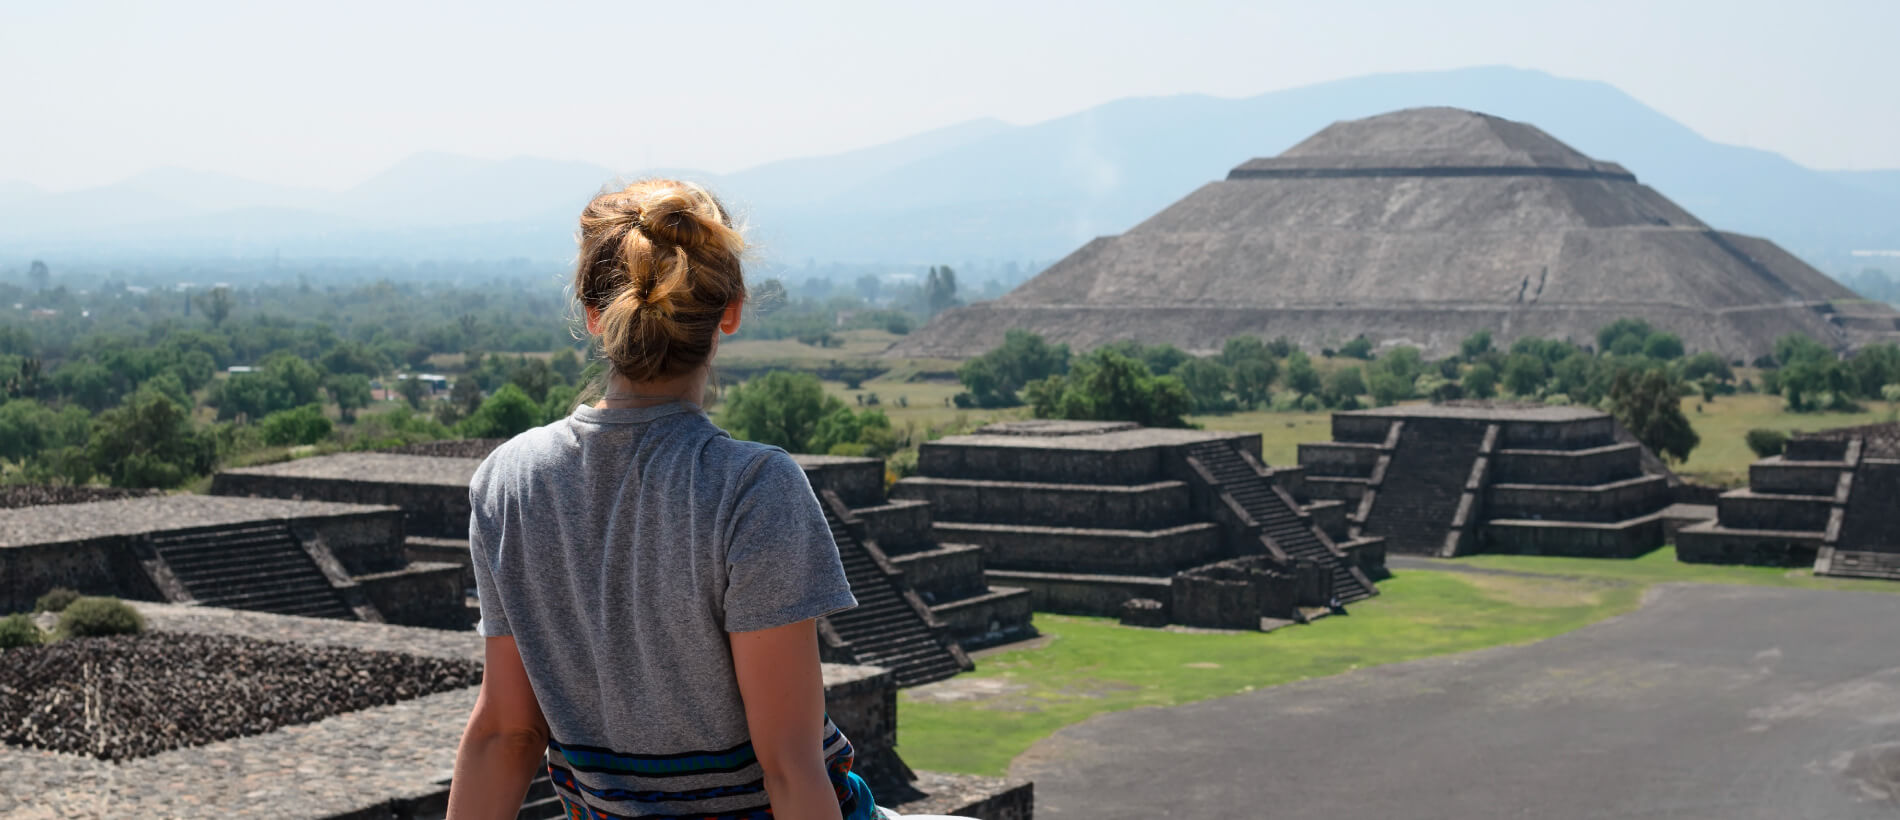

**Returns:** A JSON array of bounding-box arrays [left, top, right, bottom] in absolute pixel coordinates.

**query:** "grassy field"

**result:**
[[897, 548, 1898, 776], [1670, 393, 1891, 485]]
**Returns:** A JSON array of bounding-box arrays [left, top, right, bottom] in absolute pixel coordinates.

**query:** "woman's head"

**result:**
[[574, 179, 746, 385]]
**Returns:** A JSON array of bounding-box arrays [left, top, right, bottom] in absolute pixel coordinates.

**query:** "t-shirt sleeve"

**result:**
[[723, 450, 858, 633], [468, 460, 512, 638]]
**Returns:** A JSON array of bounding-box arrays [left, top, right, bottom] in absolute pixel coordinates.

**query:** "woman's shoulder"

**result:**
[[470, 418, 578, 490]]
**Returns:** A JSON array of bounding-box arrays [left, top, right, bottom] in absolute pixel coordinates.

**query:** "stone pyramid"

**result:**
[[891, 107, 1899, 360]]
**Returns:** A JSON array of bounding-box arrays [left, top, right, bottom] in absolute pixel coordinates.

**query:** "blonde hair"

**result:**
[[574, 179, 746, 385]]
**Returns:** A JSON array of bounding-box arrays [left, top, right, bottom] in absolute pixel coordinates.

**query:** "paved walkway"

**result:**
[[1013, 584, 1900, 819]]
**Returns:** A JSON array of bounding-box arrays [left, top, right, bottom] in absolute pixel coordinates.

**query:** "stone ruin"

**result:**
[[0, 602, 1032, 819], [0, 493, 464, 628], [1678, 422, 1900, 579], [1297, 404, 1681, 557], [213, 448, 1032, 687], [892, 420, 1384, 630]]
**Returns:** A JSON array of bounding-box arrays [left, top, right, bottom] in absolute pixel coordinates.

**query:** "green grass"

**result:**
[[899, 569, 1640, 775], [1453, 545, 1900, 594], [899, 548, 1900, 776], [1672, 393, 1891, 486], [1185, 409, 1335, 465]]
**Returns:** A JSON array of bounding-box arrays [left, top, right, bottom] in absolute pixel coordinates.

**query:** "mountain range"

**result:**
[[4, 66, 1896, 277]]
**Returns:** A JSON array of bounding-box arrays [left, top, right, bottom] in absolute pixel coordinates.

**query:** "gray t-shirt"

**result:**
[[468, 401, 859, 818]]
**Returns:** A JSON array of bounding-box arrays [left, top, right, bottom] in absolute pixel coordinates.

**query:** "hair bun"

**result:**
[[634, 185, 739, 256]]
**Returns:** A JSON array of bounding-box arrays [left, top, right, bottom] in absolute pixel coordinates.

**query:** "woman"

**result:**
[[448, 180, 872, 820]]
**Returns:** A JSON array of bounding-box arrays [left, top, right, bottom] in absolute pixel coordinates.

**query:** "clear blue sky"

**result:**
[[5, 0, 1896, 191]]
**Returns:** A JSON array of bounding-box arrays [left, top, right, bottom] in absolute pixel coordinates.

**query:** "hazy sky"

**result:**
[[5, 0, 1897, 192]]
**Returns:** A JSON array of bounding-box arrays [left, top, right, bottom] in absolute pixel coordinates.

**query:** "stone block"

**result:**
[[1297, 442, 1382, 477], [937, 521, 1225, 576], [353, 562, 469, 630], [1119, 597, 1169, 628], [895, 477, 1192, 530], [987, 569, 1173, 618], [1716, 490, 1833, 532], [853, 499, 935, 554], [1675, 521, 1822, 567], [889, 543, 988, 604], [1491, 443, 1643, 486], [933, 586, 1036, 649], [1485, 475, 1672, 523], [794, 455, 888, 509]]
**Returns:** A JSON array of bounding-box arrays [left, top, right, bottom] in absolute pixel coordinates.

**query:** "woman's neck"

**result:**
[[597, 369, 708, 409]]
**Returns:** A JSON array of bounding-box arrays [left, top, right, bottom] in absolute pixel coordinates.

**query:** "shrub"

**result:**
[[1745, 429, 1789, 459], [34, 586, 79, 613], [58, 596, 145, 638], [0, 613, 42, 649]]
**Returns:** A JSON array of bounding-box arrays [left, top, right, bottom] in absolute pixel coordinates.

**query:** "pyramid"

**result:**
[[891, 108, 1899, 360]]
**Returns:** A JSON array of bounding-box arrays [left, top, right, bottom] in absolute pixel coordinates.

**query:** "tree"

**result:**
[[258, 404, 333, 446], [1264, 336, 1297, 358], [1218, 336, 1269, 368], [1681, 352, 1733, 384], [450, 376, 484, 416], [319, 341, 386, 376], [0, 400, 89, 464], [1501, 354, 1547, 397], [196, 286, 233, 328], [27, 260, 49, 292], [507, 357, 558, 403], [1745, 429, 1788, 459], [1643, 332, 1685, 361], [549, 349, 584, 384], [1459, 330, 1494, 361], [1176, 358, 1236, 413], [1339, 336, 1374, 360], [541, 383, 580, 423], [1597, 318, 1654, 354], [809, 407, 896, 457], [1462, 363, 1499, 399], [955, 330, 1070, 407], [1283, 352, 1320, 398], [1324, 366, 1367, 407], [86, 389, 217, 488], [326, 374, 373, 422], [855, 274, 882, 303], [1609, 368, 1698, 464], [1366, 370, 1411, 407], [458, 384, 542, 439], [1230, 357, 1277, 409], [720, 371, 844, 452], [923, 266, 959, 316], [1032, 349, 1192, 428]]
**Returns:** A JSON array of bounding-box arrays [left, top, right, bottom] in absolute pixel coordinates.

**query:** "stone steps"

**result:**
[[148, 523, 355, 620], [820, 506, 963, 688], [1189, 442, 1376, 604], [1362, 424, 1485, 554]]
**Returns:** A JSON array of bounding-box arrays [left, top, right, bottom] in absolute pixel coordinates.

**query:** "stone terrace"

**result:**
[[895, 420, 1382, 629], [0, 603, 1031, 820], [1298, 403, 1675, 558], [215, 454, 483, 540], [0, 495, 464, 627], [1679, 423, 1900, 581]]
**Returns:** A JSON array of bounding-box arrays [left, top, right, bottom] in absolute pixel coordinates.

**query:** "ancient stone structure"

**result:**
[[216, 450, 1033, 684], [0, 602, 1033, 819], [1678, 423, 1900, 579], [1298, 404, 1675, 557], [892, 107, 1898, 361], [797, 455, 1034, 684], [0, 495, 465, 628], [893, 420, 1382, 628]]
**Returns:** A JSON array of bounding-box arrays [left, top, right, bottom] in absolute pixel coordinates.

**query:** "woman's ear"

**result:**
[[719, 297, 744, 335], [584, 305, 602, 336]]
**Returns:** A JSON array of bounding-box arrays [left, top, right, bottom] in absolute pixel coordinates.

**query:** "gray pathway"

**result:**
[[1013, 584, 1900, 819]]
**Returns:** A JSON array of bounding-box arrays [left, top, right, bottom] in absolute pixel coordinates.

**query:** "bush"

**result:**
[[258, 404, 333, 446], [1745, 429, 1789, 459], [34, 586, 79, 613], [0, 613, 42, 649], [58, 596, 145, 638]]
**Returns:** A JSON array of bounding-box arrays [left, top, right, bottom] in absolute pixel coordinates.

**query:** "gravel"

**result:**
[[0, 632, 481, 761], [379, 439, 508, 459], [0, 485, 160, 510]]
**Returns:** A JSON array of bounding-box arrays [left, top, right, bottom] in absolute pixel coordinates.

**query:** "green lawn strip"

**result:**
[[897, 570, 1639, 775], [1452, 546, 1900, 594]]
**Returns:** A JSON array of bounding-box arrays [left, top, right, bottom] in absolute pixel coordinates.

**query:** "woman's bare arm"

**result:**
[[448, 636, 551, 820], [731, 619, 844, 820]]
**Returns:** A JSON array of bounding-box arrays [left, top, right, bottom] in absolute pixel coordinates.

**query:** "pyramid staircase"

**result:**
[[1187, 441, 1377, 604], [817, 492, 970, 687], [1361, 421, 1488, 555], [143, 522, 357, 619]]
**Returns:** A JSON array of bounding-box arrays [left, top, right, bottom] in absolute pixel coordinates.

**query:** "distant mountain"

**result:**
[[3, 67, 1896, 274]]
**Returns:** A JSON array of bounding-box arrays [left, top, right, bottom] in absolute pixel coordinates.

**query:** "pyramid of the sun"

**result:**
[[891, 107, 1899, 360]]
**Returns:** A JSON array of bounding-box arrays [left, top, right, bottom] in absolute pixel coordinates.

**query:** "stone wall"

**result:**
[[292, 513, 410, 575], [988, 569, 1173, 618], [1677, 527, 1822, 566], [1498, 416, 1615, 449], [820, 664, 905, 792], [1170, 557, 1301, 629], [795, 456, 887, 509], [895, 478, 1193, 530], [918, 441, 1169, 485], [1485, 475, 1672, 523], [212, 474, 471, 539], [0, 536, 151, 614], [852, 500, 934, 553], [354, 563, 470, 630], [1296, 442, 1382, 476], [1485, 516, 1664, 558], [1491, 443, 1642, 486], [1748, 458, 1845, 495], [1716, 491, 1833, 532], [940, 521, 1225, 576], [889, 543, 987, 604]]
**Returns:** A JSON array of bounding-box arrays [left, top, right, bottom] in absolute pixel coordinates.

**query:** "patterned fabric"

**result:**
[[546, 716, 866, 819]]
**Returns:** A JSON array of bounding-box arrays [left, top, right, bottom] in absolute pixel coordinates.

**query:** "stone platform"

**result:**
[[0, 603, 1031, 819], [1680, 423, 1900, 580], [0, 494, 462, 627], [1298, 403, 1675, 558], [895, 420, 1384, 629]]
